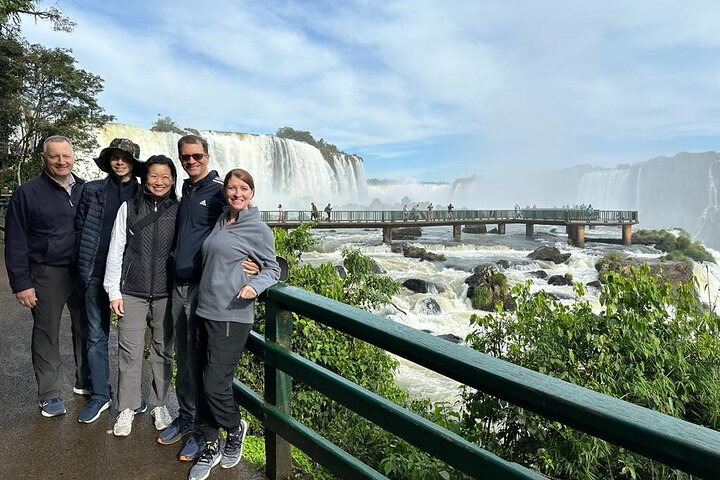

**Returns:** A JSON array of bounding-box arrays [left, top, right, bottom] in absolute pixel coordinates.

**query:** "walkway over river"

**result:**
[[261, 208, 639, 247]]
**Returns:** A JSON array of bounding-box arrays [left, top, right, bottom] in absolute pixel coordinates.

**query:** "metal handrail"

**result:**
[[235, 283, 720, 479]]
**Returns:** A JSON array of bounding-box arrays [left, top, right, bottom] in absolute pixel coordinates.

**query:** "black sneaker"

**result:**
[[220, 420, 247, 469], [188, 440, 221, 480]]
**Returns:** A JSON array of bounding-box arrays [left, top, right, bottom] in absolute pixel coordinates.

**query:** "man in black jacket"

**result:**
[[158, 135, 258, 462], [75, 138, 145, 424], [4, 135, 91, 417]]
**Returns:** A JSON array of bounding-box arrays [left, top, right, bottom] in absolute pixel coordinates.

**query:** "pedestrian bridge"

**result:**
[[262, 208, 639, 247]]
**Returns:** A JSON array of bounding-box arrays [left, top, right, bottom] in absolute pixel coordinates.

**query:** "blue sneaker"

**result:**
[[78, 398, 110, 423], [188, 440, 221, 480], [134, 397, 147, 414], [157, 417, 193, 445], [220, 420, 247, 469], [179, 431, 205, 462], [39, 397, 66, 417]]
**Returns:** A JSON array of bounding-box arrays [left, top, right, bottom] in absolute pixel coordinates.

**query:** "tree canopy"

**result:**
[[0, 1, 112, 185]]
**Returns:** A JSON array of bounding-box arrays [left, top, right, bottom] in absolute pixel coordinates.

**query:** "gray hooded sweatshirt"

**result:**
[[196, 206, 280, 323]]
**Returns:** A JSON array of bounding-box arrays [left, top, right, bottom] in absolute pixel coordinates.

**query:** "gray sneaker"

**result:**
[[188, 440, 221, 480], [220, 420, 247, 469]]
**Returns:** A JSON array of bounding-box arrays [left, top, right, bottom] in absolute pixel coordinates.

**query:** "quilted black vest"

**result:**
[[120, 191, 178, 299]]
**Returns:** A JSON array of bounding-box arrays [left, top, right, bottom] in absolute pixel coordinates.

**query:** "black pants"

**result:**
[[197, 315, 252, 442], [30, 264, 90, 401]]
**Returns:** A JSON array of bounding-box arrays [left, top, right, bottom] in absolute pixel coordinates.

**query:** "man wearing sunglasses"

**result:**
[[158, 135, 258, 462]]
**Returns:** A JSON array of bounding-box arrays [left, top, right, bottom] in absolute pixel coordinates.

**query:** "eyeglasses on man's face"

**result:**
[[179, 153, 207, 162]]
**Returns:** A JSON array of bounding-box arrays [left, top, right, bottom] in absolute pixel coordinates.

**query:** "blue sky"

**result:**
[[21, 0, 720, 181]]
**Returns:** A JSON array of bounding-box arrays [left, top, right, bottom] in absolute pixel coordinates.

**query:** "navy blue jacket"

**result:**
[[75, 176, 139, 287], [4, 170, 84, 293], [170, 170, 226, 284]]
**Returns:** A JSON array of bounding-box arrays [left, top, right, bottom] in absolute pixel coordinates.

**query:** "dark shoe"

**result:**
[[179, 432, 205, 462], [78, 398, 110, 423], [134, 397, 147, 414], [157, 417, 193, 445], [188, 440, 221, 480], [220, 420, 247, 469], [39, 397, 66, 417]]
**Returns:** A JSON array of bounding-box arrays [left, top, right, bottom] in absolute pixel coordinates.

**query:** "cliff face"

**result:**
[[80, 124, 366, 208]]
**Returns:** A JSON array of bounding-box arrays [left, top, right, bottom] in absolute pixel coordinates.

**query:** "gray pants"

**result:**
[[116, 295, 173, 411], [30, 264, 90, 402], [171, 281, 202, 423]]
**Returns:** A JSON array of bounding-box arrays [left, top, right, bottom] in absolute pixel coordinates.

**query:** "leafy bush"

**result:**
[[462, 266, 720, 479], [634, 229, 714, 263], [238, 225, 468, 479], [470, 285, 493, 310]]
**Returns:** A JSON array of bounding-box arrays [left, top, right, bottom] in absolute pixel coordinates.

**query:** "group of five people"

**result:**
[[4, 134, 281, 480]]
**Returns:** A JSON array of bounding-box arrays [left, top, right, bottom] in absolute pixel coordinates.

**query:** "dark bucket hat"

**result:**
[[95, 138, 144, 176]]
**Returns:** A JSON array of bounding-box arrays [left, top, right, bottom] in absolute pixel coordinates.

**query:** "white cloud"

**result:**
[[21, 0, 720, 179]]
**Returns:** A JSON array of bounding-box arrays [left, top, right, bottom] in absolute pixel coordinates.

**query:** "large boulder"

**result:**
[[370, 259, 386, 274], [403, 246, 447, 262], [403, 278, 430, 293], [465, 264, 515, 311], [403, 278, 444, 294], [417, 297, 442, 315], [527, 246, 571, 264], [463, 224, 487, 234], [547, 274, 573, 286], [436, 333, 463, 344], [392, 227, 422, 239], [529, 270, 548, 279]]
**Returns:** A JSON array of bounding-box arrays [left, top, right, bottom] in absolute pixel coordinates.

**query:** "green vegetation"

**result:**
[[0, 1, 112, 187], [150, 115, 187, 136], [634, 229, 714, 263], [462, 266, 720, 479], [275, 126, 361, 167], [239, 224, 464, 479], [470, 285, 493, 310]]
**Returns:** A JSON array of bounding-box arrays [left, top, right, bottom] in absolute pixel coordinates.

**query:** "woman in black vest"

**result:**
[[103, 155, 179, 437]]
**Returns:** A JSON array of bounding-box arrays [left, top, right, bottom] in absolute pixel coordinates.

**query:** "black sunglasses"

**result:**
[[179, 153, 206, 162]]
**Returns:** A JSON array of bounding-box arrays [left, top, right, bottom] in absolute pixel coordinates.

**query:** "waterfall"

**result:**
[[576, 168, 634, 209], [81, 124, 366, 209]]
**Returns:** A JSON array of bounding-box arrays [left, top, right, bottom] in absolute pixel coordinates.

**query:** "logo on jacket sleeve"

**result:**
[[199, 200, 207, 206]]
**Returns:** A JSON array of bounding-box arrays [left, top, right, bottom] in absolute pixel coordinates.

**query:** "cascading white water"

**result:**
[[576, 168, 634, 209], [82, 124, 366, 208]]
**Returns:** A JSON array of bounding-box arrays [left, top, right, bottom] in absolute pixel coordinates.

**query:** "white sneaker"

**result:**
[[151, 405, 172, 431], [113, 408, 135, 437]]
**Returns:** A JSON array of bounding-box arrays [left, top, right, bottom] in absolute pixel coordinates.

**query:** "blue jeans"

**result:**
[[85, 277, 111, 402]]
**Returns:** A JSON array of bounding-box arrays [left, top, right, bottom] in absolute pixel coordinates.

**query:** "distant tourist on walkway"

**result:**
[[188, 168, 281, 480], [157, 135, 258, 463], [447, 203, 454, 219], [403, 204, 409, 221], [428, 202, 434, 220], [75, 138, 146, 425], [411, 204, 418, 221], [311, 201, 320, 221], [277, 204, 284, 222], [324, 203, 332, 221], [104, 155, 179, 437], [4, 135, 91, 417]]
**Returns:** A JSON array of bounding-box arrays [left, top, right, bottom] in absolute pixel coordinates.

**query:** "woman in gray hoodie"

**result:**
[[189, 168, 280, 480]]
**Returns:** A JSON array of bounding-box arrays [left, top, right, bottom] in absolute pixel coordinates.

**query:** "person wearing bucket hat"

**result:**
[[94, 137, 146, 177], [75, 137, 146, 424]]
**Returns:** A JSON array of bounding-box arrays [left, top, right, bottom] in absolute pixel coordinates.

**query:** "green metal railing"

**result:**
[[260, 208, 638, 224], [235, 284, 720, 479]]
